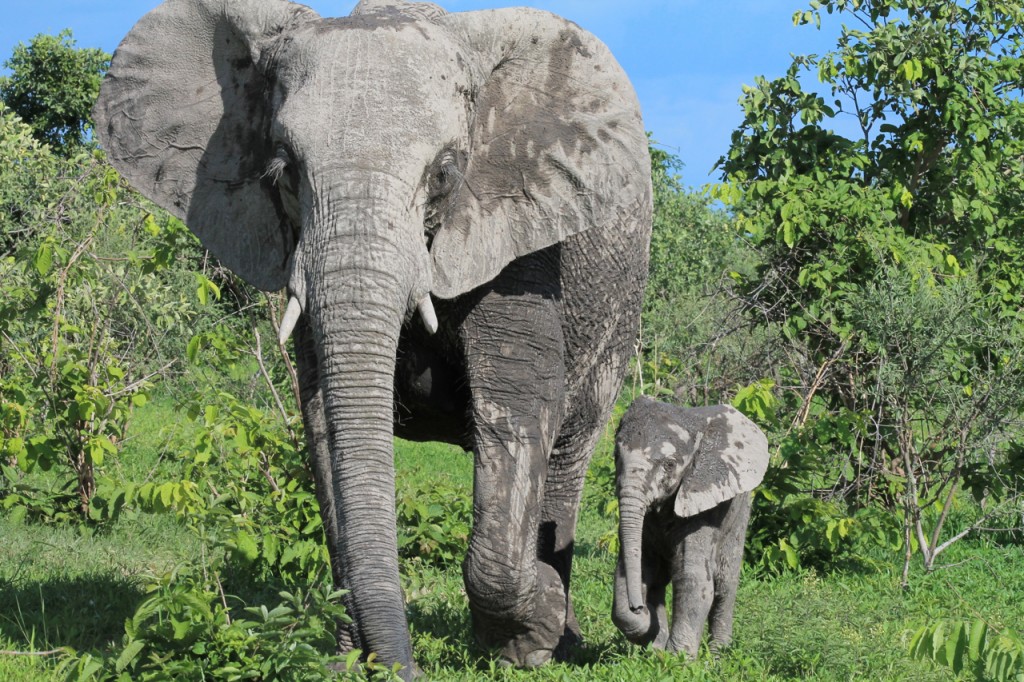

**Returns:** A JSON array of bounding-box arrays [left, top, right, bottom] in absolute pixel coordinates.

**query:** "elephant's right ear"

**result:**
[[93, 0, 319, 291], [674, 406, 770, 518]]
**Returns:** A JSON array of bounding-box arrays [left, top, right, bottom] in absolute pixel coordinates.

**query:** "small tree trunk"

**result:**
[[72, 446, 95, 516]]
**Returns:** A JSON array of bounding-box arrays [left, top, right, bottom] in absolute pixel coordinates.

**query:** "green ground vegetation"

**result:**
[[3, 2, 1024, 679]]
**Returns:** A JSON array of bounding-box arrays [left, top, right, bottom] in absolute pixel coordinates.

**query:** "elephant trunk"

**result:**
[[618, 490, 648, 614], [314, 294, 412, 672], [305, 188, 425, 678]]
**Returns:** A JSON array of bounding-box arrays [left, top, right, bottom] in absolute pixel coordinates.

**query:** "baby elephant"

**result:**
[[611, 396, 769, 657]]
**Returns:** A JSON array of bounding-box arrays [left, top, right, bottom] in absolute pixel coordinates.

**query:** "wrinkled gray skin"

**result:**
[[611, 397, 768, 657], [93, 0, 651, 677]]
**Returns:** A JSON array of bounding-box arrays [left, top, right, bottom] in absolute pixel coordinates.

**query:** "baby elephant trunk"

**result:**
[[618, 492, 647, 613]]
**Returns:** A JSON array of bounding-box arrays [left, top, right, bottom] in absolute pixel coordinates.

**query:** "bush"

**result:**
[[396, 477, 471, 567]]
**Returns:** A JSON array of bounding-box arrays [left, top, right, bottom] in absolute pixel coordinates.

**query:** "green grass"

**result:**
[[0, 513, 199, 678], [2, 397, 1022, 680]]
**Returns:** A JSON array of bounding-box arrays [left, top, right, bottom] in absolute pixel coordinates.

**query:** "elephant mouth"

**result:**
[[392, 326, 473, 447]]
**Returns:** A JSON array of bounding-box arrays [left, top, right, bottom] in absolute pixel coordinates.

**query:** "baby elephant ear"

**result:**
[[93, 0, 319, 291], [429, 8, 651, 299], [674, 406, 770, 518]]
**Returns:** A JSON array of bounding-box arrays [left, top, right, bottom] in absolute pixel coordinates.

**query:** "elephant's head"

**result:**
[[614, 397, 769, 616], [94, 0, 648, 670]]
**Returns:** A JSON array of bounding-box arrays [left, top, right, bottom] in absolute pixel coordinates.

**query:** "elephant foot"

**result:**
[[472, 563, 567, 668], [707, 637, 732, 657], [666, 637, 699, 660], [651, 626, 670, 651], [553, 621, 584, 662]]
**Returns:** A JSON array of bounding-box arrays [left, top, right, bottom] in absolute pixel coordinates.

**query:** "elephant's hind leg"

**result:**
[[539, 282, 641, 654], [459, 268, 568, 667], [538, 421, 606, 655]]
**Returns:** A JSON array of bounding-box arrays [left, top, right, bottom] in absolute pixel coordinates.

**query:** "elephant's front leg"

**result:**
[[460, 280, 567, 667], [668, 521, 717, 658], [707, 495, 753, 652]]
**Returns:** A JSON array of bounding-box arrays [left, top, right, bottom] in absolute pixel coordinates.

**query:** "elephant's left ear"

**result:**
[[429, 8, 651, 299], [674, 407, 770, 518]]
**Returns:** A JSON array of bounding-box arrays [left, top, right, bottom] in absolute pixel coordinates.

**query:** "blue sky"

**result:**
[[2, 1, 848, 185]]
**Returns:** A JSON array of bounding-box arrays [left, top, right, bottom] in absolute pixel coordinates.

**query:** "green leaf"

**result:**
[[234, 530, 259, 562], [968, 619, 987, 661], [142, 214, 160, 236], [932, 621, 947, 662], [946, 622, 966, 673], [33, 242, 53, 276], [186, 335, 202, 364], [170, 617, 192, 640], [115, 639, 146, 673], [89, 440, 104, 467], [8, 505, 28, 525], [158, 483, 174, 508]]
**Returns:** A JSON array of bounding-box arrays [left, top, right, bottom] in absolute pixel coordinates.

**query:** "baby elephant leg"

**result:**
[[708, 495, 753, 651], [649, 583, 670, 650], [667, 521, 717, 657]]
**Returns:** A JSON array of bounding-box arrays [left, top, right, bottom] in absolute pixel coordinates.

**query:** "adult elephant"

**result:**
[[94, 0, 651, 676]]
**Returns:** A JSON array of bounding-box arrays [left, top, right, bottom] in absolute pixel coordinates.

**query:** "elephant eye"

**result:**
[[264, 144, 296, 187], [263, 146, 301, 238], [423, 147, 465, 247], [264, 156, 288, 186], [426, 147, 463, 200]]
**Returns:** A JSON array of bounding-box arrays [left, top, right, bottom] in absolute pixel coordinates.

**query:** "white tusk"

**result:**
[[278, 296, 302, 345], [418, 295, 438, 335]]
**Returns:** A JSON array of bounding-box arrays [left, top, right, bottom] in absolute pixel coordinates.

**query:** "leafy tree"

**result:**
[[0, 103, 206, 518], [646, 146, 736, 307], [637, 145, 770, 404], [0, 29, 109, 154], [0, 102, 60, 256], [713, 0, 1024, 577]]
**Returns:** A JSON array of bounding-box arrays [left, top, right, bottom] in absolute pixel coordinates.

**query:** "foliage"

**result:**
[[910, 619, 1024, 681], [64, 334, 350, 678], [711, 0, 1024, 578], [0, 108, 346, 673], [0, 102, 61, 244], [7, 429, 1024, 680], [0, 30, 109, 154], [637, 146, 770, 409], [0, 105, 196, 517], [110, 387, 327, 586], [1, 94, 255, 522], [396, 477, 471, 567], [645, 145, 737, 310], [734, 388, 903, 572], [57, 568, 351, 681]]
